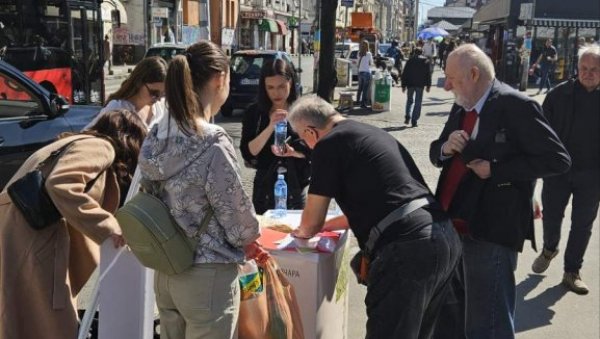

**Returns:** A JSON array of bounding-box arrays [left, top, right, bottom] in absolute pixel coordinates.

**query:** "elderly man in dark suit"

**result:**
[[430, 44, 571, 339], [532, 43, 600, 295]]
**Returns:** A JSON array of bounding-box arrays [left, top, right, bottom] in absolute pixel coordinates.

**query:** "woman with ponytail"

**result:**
[[138, 41, 265, 339]]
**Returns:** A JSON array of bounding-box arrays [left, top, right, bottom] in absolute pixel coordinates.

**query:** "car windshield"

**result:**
[[230, 55, 274, 79], [379, 44, 391, 55], [145, 48, 185, 62]]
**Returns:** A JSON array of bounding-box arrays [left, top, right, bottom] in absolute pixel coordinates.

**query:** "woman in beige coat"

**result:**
[[0, 109, 147, 339]]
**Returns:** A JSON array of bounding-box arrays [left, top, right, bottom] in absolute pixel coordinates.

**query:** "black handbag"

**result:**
[[7, 137, 94, 230]]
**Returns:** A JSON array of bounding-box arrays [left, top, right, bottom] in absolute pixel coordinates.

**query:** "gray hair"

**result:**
[[288, 95, 338, 129], [578, 43, 600, 62], [449, 43, 496, 80]]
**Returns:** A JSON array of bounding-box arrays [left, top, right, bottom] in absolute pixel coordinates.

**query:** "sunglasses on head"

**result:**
[[144, 84, 163, 100]]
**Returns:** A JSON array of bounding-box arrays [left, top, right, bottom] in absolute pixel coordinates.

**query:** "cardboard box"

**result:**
[[261, 210, 349, 339]]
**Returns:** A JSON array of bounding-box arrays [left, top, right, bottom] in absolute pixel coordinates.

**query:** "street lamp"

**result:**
[[293, 0, 303, 82]]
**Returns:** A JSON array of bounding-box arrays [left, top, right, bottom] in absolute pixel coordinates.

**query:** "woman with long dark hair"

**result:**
[[85, 56, 168, 129], [240, 57, 311, 214], [0, 109, 147, 339]]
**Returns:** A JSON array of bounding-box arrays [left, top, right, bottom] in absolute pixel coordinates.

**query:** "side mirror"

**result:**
[[49, 93, 70, 117]]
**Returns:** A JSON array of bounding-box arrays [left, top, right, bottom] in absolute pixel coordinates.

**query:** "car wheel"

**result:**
[[220, 103, 233, 117]]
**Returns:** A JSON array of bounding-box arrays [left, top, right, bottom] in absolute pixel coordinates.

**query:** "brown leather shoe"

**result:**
[[562, 272, 589, 295], [532, 248, 559, 274]]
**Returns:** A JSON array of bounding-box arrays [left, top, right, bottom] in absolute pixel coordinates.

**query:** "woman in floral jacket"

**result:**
[[138, 41, 264, 339]]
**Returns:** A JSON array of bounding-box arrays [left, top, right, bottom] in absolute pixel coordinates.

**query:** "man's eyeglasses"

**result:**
[[144, 84, 163, 101]]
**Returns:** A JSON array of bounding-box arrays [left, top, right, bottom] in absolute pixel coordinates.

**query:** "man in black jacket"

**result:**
[[401, 48, 431, 127], [531, 43, 600, 295], [430, 44, 571, 338]]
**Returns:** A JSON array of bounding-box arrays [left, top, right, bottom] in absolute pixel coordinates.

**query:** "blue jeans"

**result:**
[[542, 170, 600, 272], [538, 62, 554, 92], [357, 71, 372, 106], [365, 219, 462, 339], [463, 236, 518, 339], [406, 87, 424, 125]]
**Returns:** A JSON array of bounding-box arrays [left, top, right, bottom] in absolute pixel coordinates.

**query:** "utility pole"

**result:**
[[414, 0, 419, 39], [298, 0, 302, 83]]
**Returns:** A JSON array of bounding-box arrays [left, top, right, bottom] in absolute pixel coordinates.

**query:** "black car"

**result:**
[[220, 50, 302, 117], [0, 60, 100, 189]]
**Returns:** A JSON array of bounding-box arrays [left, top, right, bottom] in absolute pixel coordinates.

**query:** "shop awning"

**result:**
[[276, 20, 288, 35], [530, 18, 600, 28], [473, 0, 510, 25], [259, 19, 278, 33]]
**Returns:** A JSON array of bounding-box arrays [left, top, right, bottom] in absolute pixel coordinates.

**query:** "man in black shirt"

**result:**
[[532, 44, 600, 295], [287, 95, 461, 338], [533, 38, 558, 94]]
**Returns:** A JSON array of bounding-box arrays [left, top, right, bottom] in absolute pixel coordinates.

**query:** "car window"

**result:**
[[0, 72, 41, 118], [231, 55, 273, 79], [145, 48, 184, 62], [349, 50, 358, 59]]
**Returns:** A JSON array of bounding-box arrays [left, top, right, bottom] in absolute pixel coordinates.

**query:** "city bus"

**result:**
[[0, 0, 104, 104]]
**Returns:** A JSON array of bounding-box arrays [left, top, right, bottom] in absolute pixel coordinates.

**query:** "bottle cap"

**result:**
[[277, 174, 284, 180]]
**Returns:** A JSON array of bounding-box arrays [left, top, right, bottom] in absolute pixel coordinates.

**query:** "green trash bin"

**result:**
[[372, 71, 392, 112]]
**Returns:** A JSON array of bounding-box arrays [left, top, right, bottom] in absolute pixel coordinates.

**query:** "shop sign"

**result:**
[[241, 10, 266, 19], [341, 0, 354, 7], [519, 3, 533, 20], [288, 16, 298, 28], [113, 27, 145, 46], [151, 7, 169, 18], [222, 28, 235, 47]]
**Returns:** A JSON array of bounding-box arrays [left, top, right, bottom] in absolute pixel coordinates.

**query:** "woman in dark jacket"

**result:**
[[240, 57, 311, 214]]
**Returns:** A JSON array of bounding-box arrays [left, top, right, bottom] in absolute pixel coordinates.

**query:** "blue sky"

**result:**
[[419, 0, 445, 25]]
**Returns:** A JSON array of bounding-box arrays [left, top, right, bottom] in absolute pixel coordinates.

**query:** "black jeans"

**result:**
[[365, 219, 462, 339], [542, 170, 600, 272]]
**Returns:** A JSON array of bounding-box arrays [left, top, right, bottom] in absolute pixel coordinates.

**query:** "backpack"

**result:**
[[116, 182, 213, 275]]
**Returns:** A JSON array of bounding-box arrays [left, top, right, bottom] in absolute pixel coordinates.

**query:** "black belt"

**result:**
[[364, 196, 436, 256]]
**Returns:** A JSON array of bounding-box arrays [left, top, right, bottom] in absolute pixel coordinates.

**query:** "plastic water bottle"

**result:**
[[238, 260, 263, 300], [273, 174, 287, 218], [274, 120, 288, 154]]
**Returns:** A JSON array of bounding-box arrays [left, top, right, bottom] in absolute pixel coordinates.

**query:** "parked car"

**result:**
[[0, 60, 100, 189], [144, 43, 187, 62], [335, 42, 359, 59], [220, 50, 302, 117]]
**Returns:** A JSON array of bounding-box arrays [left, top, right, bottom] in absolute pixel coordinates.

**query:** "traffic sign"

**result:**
[[341, 0, 354, 7]]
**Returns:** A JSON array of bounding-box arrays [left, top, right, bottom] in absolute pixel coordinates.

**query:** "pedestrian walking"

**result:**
[[430, 43, 571, 339], [0, 109, 147, 339], [103, 34, 112, 72], [423, 38, 437, 73], [138, 40, 264, 339], [531, 43, 600, 295], [288, 95, 462, 339], [386, 40, 404, 86], [532, 38, 558, 94], [240, 57, 311, 214], [438, 38, 447, 68], [356, 40, 373, 108], [401, 47, 431, 127]]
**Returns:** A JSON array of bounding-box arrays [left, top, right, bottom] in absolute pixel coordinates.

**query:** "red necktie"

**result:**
[[438, 109, 478, 233]]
